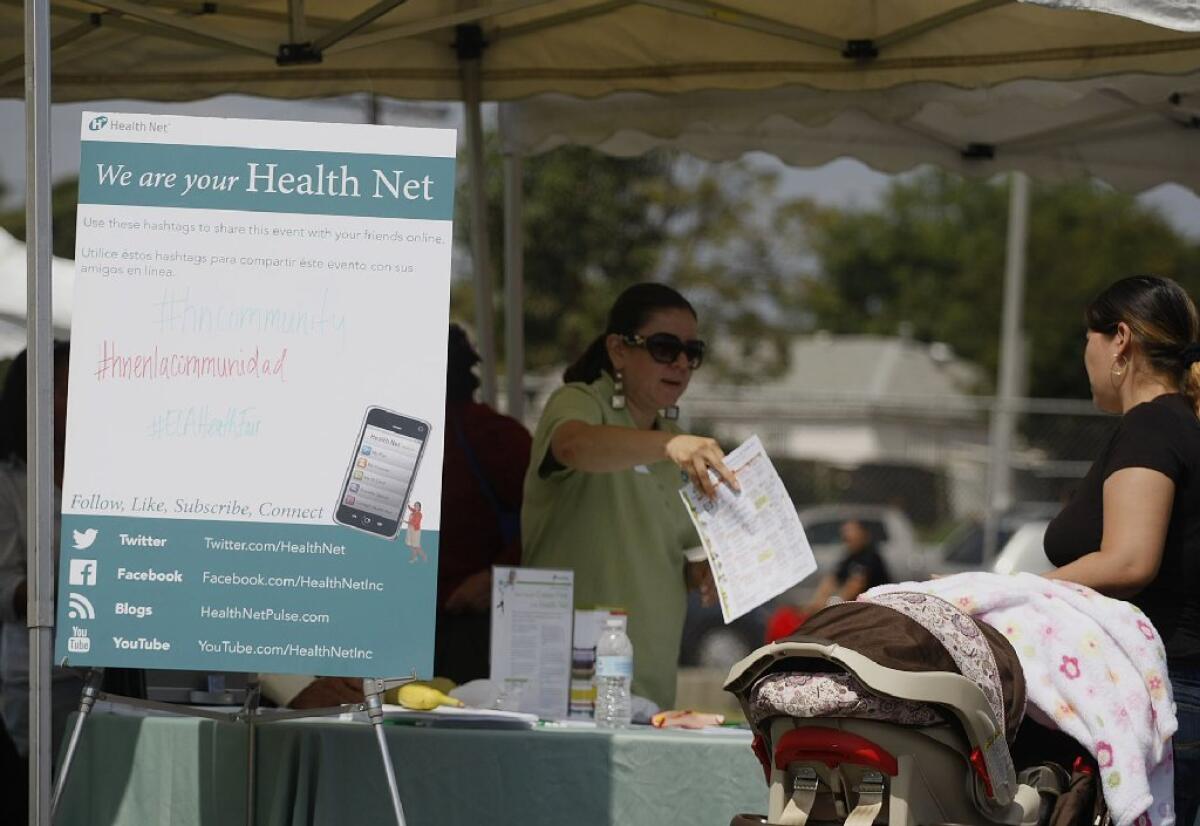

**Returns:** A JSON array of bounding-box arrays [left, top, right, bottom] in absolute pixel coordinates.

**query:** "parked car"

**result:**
[[678, 591, 768, 669], [932, 503, 1059, 578], [991, 520, 1054, 575]]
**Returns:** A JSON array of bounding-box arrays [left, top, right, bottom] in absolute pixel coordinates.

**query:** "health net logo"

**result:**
[[88, 115, 108, 131]]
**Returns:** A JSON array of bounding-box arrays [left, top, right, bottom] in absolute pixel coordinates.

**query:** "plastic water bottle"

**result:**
[[595, 615, 633, 728]]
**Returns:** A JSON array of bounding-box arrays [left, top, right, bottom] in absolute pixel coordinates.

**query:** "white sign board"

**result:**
[[55, 112, 455, 678]]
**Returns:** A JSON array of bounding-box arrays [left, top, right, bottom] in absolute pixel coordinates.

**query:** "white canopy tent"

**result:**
[[499, 72, 1200, 193], [10, 1, 1200, 824], [0, 228, 73, 358], [4, 0, 1200, 102]]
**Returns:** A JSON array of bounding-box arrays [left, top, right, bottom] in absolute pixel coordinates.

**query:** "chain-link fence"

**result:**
[[521, 381, 1115, 546], [682, 391, 1115, 540]]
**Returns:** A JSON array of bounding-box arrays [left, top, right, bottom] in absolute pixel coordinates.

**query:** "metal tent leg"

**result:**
[[50, 668, 105, 816], [243, 681, 262, 826], [24, 0, 56, 821], [364, 678, 407, 826]]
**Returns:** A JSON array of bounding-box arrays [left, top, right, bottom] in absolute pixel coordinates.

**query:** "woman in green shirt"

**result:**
[[522, 283, 738, 710]]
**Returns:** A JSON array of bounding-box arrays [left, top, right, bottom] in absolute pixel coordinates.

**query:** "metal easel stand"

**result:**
[[52, 670, 413, 826]]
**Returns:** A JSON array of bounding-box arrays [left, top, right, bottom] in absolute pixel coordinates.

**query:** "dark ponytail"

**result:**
[[562, 283, 697, 384], [563, 336, 611, 385]]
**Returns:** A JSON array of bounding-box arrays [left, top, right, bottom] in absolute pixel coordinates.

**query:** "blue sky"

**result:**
[[2, 95, 1199, 239]]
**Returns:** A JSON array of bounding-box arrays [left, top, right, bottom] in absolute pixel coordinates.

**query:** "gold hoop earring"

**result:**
[[1111, 354, 1128, 378]]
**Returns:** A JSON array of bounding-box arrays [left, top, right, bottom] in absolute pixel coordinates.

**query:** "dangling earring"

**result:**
[[1111, 354, 1128, 378], [611, 369, 626, 410], [661, 405, 680, 420]]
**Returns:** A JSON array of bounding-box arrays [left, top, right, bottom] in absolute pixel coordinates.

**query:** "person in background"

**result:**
[[801, 519, 893, 616], [1041, 276, 1200, 825], [521, 282, 734, 711], [434, 324, 531, 684], [0, 344, 82, 792]]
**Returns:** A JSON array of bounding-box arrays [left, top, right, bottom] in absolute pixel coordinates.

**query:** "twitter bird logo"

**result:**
[[72, 528, 98, 550]]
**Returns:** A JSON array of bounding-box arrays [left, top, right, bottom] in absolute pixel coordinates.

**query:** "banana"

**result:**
[[390, 682, 464, 710]]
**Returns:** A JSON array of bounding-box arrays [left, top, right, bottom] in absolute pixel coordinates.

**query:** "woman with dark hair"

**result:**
[[1043, 276, 1200, 824], [521, 283, 737, 710]]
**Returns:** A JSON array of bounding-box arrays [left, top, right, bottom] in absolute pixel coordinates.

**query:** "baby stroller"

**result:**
[[724, 592, 1106, 826]]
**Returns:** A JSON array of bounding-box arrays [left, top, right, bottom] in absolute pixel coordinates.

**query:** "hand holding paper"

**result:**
[[665, 434, 739, 498], [679, 436, 818, 623]]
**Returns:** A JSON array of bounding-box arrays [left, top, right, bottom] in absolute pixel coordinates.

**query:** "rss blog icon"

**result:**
[[66, 589, 97, 655], [66, 600, 93, 654]]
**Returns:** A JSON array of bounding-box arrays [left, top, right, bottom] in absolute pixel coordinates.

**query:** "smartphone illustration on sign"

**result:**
[[334, 407, 430, 538]]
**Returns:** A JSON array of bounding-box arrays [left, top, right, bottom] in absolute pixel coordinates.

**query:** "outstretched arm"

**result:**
[[551, 421, 738, 497]]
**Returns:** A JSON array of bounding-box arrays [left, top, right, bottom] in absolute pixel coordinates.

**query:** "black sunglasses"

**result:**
[[622, 333, 706, 369]]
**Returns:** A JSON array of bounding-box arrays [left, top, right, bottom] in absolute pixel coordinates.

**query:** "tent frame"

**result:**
[[20, 3, 1200, 824], [24, 0, 55, 824]]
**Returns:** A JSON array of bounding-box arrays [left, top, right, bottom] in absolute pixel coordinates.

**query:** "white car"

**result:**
[[932, 504, 1060, 578], [991, 520, 1054, 575]]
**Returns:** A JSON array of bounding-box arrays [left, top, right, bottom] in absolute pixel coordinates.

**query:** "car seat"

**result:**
[[723, 593, 1102, 826]]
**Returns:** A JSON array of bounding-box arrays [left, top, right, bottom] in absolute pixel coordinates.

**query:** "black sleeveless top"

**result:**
[[1044, 393, 1200, 668]]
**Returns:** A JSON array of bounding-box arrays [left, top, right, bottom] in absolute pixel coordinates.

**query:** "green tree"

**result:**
[[456, 141, 670, 374], [649, 157, 807, 382], [457, 140, 805, 381], [798, 169, 1200, 398], [0, 177, 80, 260]]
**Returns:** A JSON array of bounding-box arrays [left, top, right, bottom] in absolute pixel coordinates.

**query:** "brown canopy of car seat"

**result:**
[[779, 601, 1026, 743]]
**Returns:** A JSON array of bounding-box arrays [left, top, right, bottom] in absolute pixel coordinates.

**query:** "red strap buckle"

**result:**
[[969, 748, 995, 798], [774, 727, 898, 776], [751, 734, 771, 785]]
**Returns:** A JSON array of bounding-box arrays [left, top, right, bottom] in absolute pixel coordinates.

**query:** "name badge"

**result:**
[[633, 465, 651, 475]]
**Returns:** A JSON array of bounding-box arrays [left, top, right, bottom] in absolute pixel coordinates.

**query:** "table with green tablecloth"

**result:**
[[54, 712, 766, 826]]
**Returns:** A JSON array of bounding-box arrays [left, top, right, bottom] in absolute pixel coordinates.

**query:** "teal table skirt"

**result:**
[[54, 713, 766, 826]]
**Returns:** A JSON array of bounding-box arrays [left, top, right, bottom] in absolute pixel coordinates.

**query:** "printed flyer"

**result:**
[[53, 112, 455, 678]]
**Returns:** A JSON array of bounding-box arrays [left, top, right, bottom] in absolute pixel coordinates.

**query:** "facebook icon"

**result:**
[[68, 559, 97, 587]]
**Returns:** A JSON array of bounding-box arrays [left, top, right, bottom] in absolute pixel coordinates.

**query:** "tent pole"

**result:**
[[24, 0, 56, 821], [502, 151, 524, 422], [459, 25, 497, 406], [984, 171, 1030, 565]]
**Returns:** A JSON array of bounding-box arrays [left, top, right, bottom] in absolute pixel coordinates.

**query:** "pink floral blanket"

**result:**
[[866, 573, 1176, 826]]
